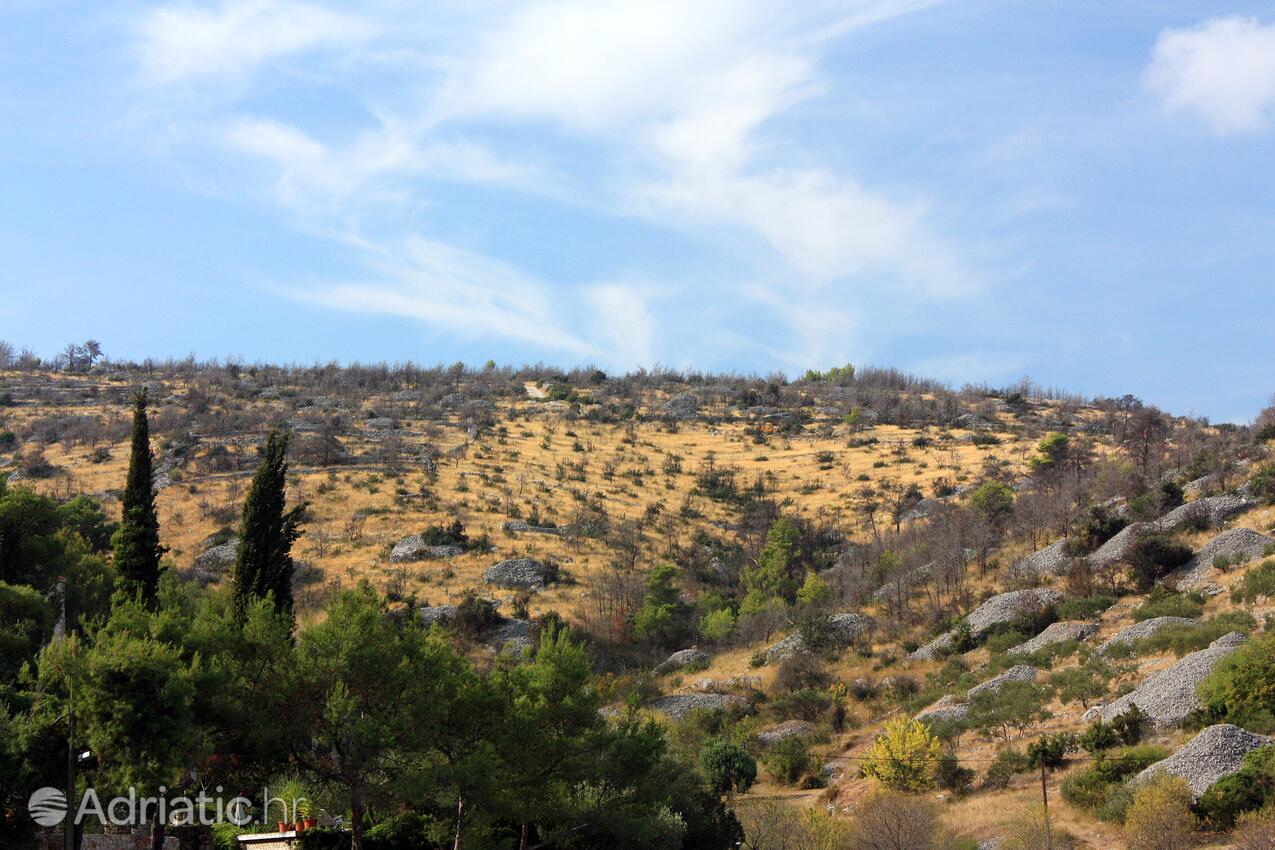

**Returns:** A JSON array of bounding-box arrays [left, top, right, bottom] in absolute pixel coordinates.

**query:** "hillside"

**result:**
[[3, 361, 1275, 850]]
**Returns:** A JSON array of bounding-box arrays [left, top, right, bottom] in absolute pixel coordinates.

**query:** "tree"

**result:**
[[232, 429, 306, 618], [1198, 631, 1275, 732], [291, 584, 451, 850], [968, 681, 1052, 741], [700, 738, 756, 796], [632, 563, 690, 648], [861, 718, 942, 792], [0, 581, 54, 682], [969, 481, 1014, 527], [849, 786, 938, 850], [111, 390, 165, 603], [743, 516, 800, 601], [1124, 774, 1197, 850]]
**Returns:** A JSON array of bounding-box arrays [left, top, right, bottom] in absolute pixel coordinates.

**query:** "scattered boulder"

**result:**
[[1156, 494, 1256, 532], [655, 648, 711, 675], [967, 665, 1037, 701], [1009, 539, 1074, 580], [486, 618, 540, 656], [418, 604, 458, 628], [649, 693, 749, 721], [1183, 473, 1223, 499], [1088, 522, 1155, 570], [390, 535, 464, 563], [964, 588, 1062, 636], [1100, 632, 1247, 728], [483, 558, 554, 590], [194, 540, 238, 572], [1176, 528, 1274, 588], [501, 520, 561, 536], [757, 720, 816, 747], [662, 392, 700, 421], [1096, 617, 1198, 655], [764, 634, 808, 664], [901, 498, 943, 524], [365, 417, 396, 431], [916, 695, 970, 725], [829, 612, 876, 645], [1008, 621, 1099, 656], [1135, 724, 1273, 799]]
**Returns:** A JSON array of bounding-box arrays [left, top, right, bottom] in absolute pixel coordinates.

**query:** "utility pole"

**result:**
[[1040, 762, 1052, 850], [62, 577, 74, 850]]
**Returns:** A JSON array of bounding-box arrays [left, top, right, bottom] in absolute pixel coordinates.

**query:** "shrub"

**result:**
[[1110, 705, 1150, 746], [1136, 612, 1255, 658], [1124, 775, 1197, 850], [1248, 463, 1275, 504], [1132, 586, 1206, 622], [1062, 744, 1169, 821], [1056, 594, 1116, 620], [1233, 809, 1275, 850], [764, 737, 812, 785], [1232, 559, 1275, 605], [849, 786, 939, 850], [1079, 719, 1119, 754], [982, 748, 1030, 790], [774, 652, 829, 693], [936, 752, 975, 797], [1194, 744, 1275, 828], [860, 718, 942, 792], [700, 737, 757, 796], [1026, 732, 1078, 770], [769, 687, 834, 723], [1127, 534, 1194, 592], [1197, 632, 1275, 733]]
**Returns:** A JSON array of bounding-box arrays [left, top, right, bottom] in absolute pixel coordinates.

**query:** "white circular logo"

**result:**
[[28, 787, 67, 826]]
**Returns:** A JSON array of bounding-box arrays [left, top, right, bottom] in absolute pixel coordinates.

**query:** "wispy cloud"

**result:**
[[134, 0, 375, 85], [1145, 15, 1275, 135], [124, 0, 971, 364]]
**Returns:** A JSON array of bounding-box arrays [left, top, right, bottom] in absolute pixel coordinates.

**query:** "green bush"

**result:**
[[1057, 594, 1116, 620], [1194, 744, 1275, 828], [764, 737, 812, 785], [1232, 559, 1275, 605], [1197, 632, 1275, 733], [1060, 744, 1168, 822], [1132, 586, 1205, 622], [1134, 612, 1255, 658], [936, 752, 975, 796], [982, 748, 1030, 789], [1127, 534, 1193, 591]]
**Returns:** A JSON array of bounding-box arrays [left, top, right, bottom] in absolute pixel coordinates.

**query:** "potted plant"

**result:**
[[272, 775, 309, 834]]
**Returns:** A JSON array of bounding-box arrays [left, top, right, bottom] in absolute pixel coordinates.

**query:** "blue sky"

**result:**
[[2, 1, 1274, 421]]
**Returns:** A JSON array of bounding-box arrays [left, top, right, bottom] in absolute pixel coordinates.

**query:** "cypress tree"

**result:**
[[232, 429, 305, 618], [112, 388, 165, 603]]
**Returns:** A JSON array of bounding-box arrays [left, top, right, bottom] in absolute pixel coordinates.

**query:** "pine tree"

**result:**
[[232, 429, 305, 618], [112, 388, 164, 603]]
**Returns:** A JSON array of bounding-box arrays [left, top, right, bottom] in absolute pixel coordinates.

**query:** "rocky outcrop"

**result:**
[[655, 648, 711, 674], [418, 604, 458, 628], [1088, 522, 1155, 570], [389, 535, 464, 562], [967, 665, 1037, 700], [1096, 617, 1198, 655], [764, 634, 808, 664], [501, 520, 561, 536], [1008, 539, 1073, 580], [1099, 632, 1247, 728], [1156, 494, 1255, 532], [486, 619, 540, 656], [649, 693, 749, 721], [916, 695, 970, 725], [194, 540, 238, 572], [1008, 621, 1099, 656], [764, 612, 876, 663], [1176, 528, 1274, 588], [757, 720, 816, 747], [901, 498, 943, 524], [483, 558, 554, 590], [1135, 724, 1272, 799], [662, 393, 700, 421], [911, 588, 1063, 661]]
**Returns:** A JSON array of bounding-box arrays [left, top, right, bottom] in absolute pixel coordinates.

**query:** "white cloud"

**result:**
[[126, 0, 970, 360], [291, 237, 596, 357], [135, 0, 373, 85], [1146, 16, 1275, 134]]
